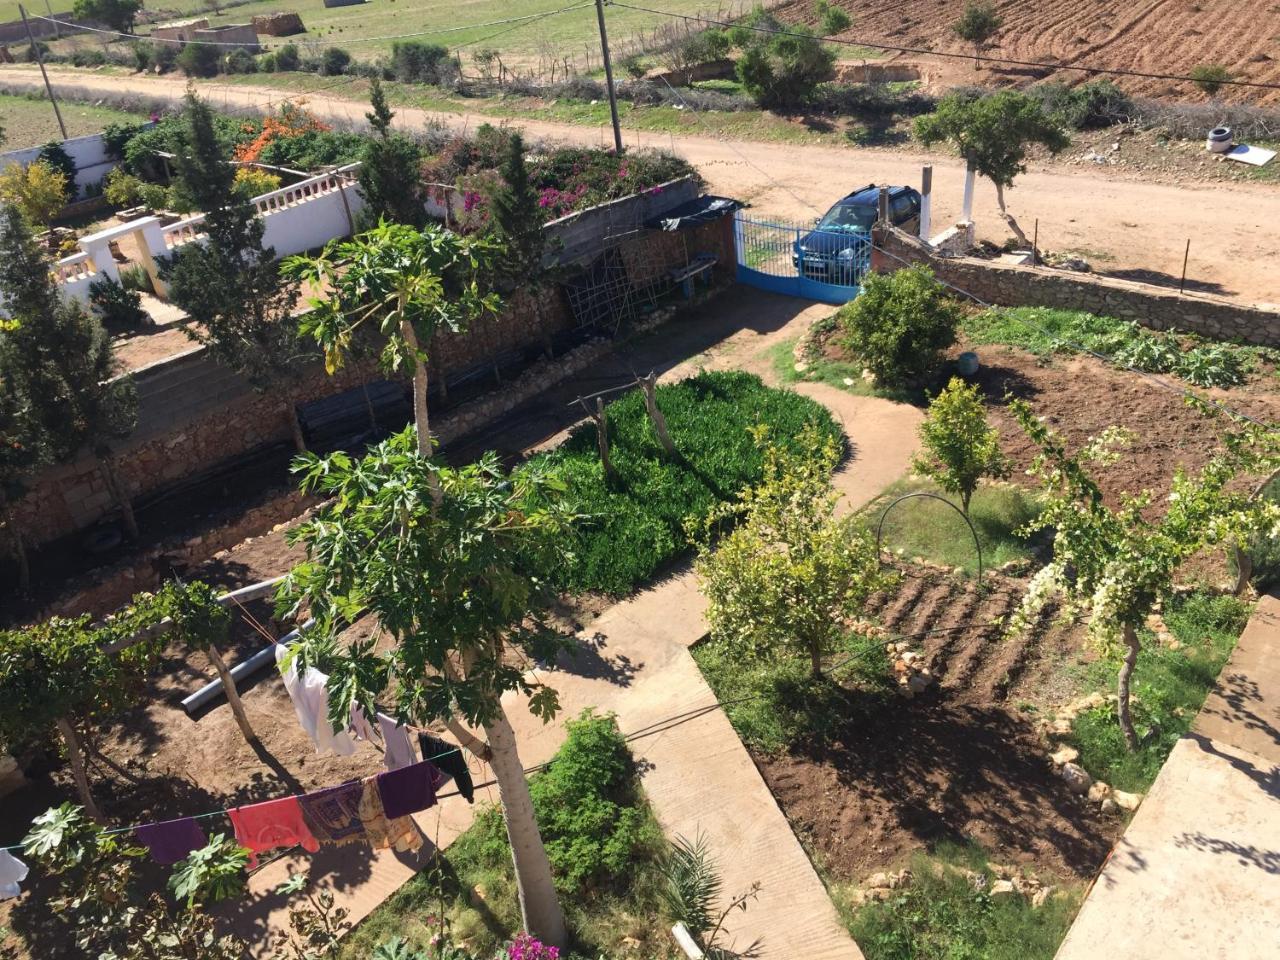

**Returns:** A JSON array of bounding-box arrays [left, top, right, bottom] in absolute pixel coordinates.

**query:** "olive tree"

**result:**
[[279, 431, 577, 946], [1009, 400, 1280, 750], [692, 425, 887, 679], [952, 0, 1002, 69], [913, 376, 1009, 515], [915, 90, 1069, 245]]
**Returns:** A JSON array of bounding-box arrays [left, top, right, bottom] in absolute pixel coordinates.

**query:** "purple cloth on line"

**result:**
[[376, 760, 446, 820], [298, 780, 366, 844], [135, 818, 207, 865]]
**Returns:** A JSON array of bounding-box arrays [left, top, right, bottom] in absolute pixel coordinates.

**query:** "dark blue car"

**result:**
[[794, 185, 922, 283]]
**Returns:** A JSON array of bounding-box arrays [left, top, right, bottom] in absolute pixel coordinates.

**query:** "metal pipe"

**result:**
[[180, 618, 314, 715]]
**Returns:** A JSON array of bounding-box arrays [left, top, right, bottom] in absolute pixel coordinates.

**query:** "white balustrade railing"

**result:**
[[52, 251, 95, 283]]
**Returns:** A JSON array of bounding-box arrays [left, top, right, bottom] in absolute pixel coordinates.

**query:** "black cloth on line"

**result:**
[[418, 733, 475, 804]]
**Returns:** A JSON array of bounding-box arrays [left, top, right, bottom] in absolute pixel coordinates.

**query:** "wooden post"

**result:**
[[19, 5, 66, 140], [1032, 219, 1039, 266], [206, 642, 259, 746], [1180, 238, 1191, 295], [593, 397, 616, 480], [56, 717, 101, 822], [639, 372, 677, 457]]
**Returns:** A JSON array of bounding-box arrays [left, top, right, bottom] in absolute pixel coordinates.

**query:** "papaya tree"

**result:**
[[1009, 400, 1280, 750], [691, 425, 887, 679], [278, 429, 576, 946]]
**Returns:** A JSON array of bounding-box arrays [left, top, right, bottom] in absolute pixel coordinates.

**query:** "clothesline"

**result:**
[[0, 743, 466, 854]]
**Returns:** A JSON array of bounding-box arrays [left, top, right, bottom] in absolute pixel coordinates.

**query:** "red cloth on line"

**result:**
[[227, 796, 320, 869]]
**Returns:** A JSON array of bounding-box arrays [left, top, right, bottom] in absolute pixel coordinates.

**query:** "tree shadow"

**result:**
[[1174, 831, 1280, 874], [557, 632, 643, 687], [1198, 671, 1280, 752], [1097, 267, 1231, 297]]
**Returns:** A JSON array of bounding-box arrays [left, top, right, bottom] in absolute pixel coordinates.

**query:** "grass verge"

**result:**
[[1066, 590, 1250, 793], [0, 91, 147, 150], [337, 711, 678, 960], [865, 478, 1042, 576], [841, 843, 1083, 960], [524, 370, 840, 595]]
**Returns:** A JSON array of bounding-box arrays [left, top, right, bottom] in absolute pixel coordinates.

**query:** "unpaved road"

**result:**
[[7, 67, 1280, 304]]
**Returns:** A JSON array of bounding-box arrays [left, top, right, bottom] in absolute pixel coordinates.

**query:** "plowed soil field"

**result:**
[[778, 0, 1280, 104]]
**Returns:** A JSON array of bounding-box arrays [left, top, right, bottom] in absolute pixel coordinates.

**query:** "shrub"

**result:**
[[732, 10, 835, 107], [103, 167, 144, 206], [523, 370, 840, 594], [119, 264, 154, 293], [1030, 79, 1132, 130], [177, 41, 220, 77], [390, 40, 450, 83], [0, 159, 69, 226], [137, 182, 172, 212], [231, 166, 281, 199], [275, 43, 300, 71], [153, 41, 179, 73], [101, 120, 145, 161], [88, 275, 149, 332], [1190, 63, 1232, 97], [129, 40, 153, 72], [320, 46, 352, 76], [257, 52, 277, 72], [37, 141, 77, 198], [466, 711, 660, 895], [838, 265, 961, 385], [69, 48, 107, 67], [223, 48, 257, 74]]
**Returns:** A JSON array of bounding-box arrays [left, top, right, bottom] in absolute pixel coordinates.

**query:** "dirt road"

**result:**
[[7, 67, 1280, 303]]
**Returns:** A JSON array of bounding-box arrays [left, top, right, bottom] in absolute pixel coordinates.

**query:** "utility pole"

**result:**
[[19, 5, 67, 140], [594, 0, 624, 154]]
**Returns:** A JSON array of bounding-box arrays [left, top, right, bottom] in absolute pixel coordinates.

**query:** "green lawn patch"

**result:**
[[1066, 590, 1250, 793], [961, 306, 1275, 388], [0, 91, 147, 150], [337, 711, 677, 960], [525, 370, 840, 595], [865, 478, 1042, 576], [843, 844, 1083, 960]]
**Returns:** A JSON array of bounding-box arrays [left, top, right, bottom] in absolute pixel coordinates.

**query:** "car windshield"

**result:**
[[817, 203, 875, 233]]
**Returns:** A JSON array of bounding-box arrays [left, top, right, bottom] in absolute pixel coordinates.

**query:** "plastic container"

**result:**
[[956, 351, 980, 376]]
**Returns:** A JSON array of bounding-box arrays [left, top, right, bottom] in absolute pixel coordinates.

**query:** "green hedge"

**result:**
[[525, 370, 841, 594]]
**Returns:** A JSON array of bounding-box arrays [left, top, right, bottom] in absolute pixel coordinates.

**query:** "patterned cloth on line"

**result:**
[[298, 780, 367, 845], [357, 778, 423, 854], [135, 817, 208, 865], [418, 733, 476, 803]]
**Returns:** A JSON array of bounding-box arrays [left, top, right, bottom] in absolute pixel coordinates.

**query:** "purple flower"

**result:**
[[507, 933, 560, 960]]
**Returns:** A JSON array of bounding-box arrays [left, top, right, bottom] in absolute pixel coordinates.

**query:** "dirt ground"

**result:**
[[780, 0, 1280, 105], [757, 565, 1120, 883]]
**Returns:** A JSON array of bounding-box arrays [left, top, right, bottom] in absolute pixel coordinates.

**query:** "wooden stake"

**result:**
[[56, 717, 101, 821], [593, 397, 616, 480], [639, 372, 676, 457], [206, 642, 258, 746]]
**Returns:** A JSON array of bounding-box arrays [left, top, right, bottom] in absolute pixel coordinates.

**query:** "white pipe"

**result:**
[[180, 617, 314, 715]]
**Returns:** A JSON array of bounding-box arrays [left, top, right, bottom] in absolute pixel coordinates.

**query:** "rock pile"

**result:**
[[1047, 741, 1144, 815], [849, 862, 1060, 908], [884, 641, 934, 697]]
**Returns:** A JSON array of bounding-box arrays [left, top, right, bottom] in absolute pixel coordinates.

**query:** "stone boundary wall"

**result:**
[[871, 224, 1280, 346]]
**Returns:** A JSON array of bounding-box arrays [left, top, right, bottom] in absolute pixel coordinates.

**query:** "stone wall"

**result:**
[[871, 224, 1280, 346]]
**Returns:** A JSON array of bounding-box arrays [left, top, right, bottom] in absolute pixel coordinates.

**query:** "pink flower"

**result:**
[[507, 933, 559, 960]]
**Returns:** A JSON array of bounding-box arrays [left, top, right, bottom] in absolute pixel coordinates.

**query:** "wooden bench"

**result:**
[[669, 253, 718, 299]]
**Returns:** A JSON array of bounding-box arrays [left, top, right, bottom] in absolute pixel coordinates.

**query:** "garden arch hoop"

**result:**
[[873, 492, 983, 582]]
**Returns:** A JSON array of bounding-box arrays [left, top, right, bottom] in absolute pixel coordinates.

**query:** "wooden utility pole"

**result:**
[[19, 5, 67, 140], [594, 0, 624, 154]]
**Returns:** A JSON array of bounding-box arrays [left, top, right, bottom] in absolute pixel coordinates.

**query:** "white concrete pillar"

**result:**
[[133, 217, 172, 299], [920, 165, 933, 240], [961, 164, 976, 225]]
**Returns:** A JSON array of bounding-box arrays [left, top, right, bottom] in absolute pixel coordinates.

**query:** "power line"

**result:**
[[607, 0, 1280, 93], [29, 3, 595, 49]]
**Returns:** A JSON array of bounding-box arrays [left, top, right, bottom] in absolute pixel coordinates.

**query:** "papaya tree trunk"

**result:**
[[56, 717, 102, 822], [1117, 622, 1141, 752], [399, 316, 443, 509], [100, 455, 139, 541], [207, 641, 258, 746], [482, 702, 567, 949]]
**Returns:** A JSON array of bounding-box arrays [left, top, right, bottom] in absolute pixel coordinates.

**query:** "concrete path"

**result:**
[[229, 291, 922, 956], [1055, 592, 1280, 960]]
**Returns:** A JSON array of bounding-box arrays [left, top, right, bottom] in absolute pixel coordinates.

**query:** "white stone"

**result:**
[[1099, 798, 1119, 816], [989, 879, 1017, 897], [1031, 886, 1055, 908], [1060, 762, 1093, 794], [1051, 746, 1080, 767], [1112, 789, 1143, 811], [1088, 781, 1112, 803]]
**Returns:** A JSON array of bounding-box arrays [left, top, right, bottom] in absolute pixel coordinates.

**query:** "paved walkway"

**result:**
[[1055, 592, 1280, 960], [229, 291, 922, 956]]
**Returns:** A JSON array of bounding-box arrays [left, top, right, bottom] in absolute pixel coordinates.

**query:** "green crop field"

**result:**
[[0, 91, 147, 149], [4, 0, 733, 65]]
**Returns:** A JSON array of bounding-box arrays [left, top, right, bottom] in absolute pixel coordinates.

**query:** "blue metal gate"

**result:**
[[734, 215, 869, 304]]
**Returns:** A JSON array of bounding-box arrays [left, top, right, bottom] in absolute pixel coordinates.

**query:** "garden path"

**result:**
[[230, 289, 924, 957], [1054, 591, 1280, 960]]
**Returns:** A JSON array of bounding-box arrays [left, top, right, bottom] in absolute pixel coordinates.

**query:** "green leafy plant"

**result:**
[[913, 376, 1010, 514], [837, 265, 961, 386], [72, 0, 140, 32], [177, 41, 221, 78], [320, 47, 352, 76], [36, 141, 77, 199], [1190, 63, 1232, 97], [271, 871, 352, 959], [390, 40, 452, 83], [951, 0, 1002, 69], [692, 424, 887, 678], [358, 81, 428, 227], [730, 9, 837, 108], [276, 43, 301, 71], [168, 833, 250, 908], [88, 275, 149, 333], [0, 159, 69, 227], [103, 167, 145, 207], [658, 832, 720, 936]]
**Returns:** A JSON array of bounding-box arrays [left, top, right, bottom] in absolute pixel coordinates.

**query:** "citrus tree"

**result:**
[[0, 159, 69, 229], [837, 265, 961, 386], [913, 376, 1009, 515], [1009, 400, 1280, 750], [692, 425, 887, 679], [915, 90, 1069, 245], [280, 430, 576, 946]]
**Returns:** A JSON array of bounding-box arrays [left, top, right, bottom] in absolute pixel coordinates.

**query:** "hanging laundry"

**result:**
[[0, 849, 28, 900], [377, 712, 416, 771], [276, 645, 356, 757], [349, 704, 378, 744], [377, 759, 446, 820], [135, 817, 208, 865], [227, 797, 320, 869], [357, 778, 423, 854], [419, 733, 476, 804], [298, 780, 367, 845]]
